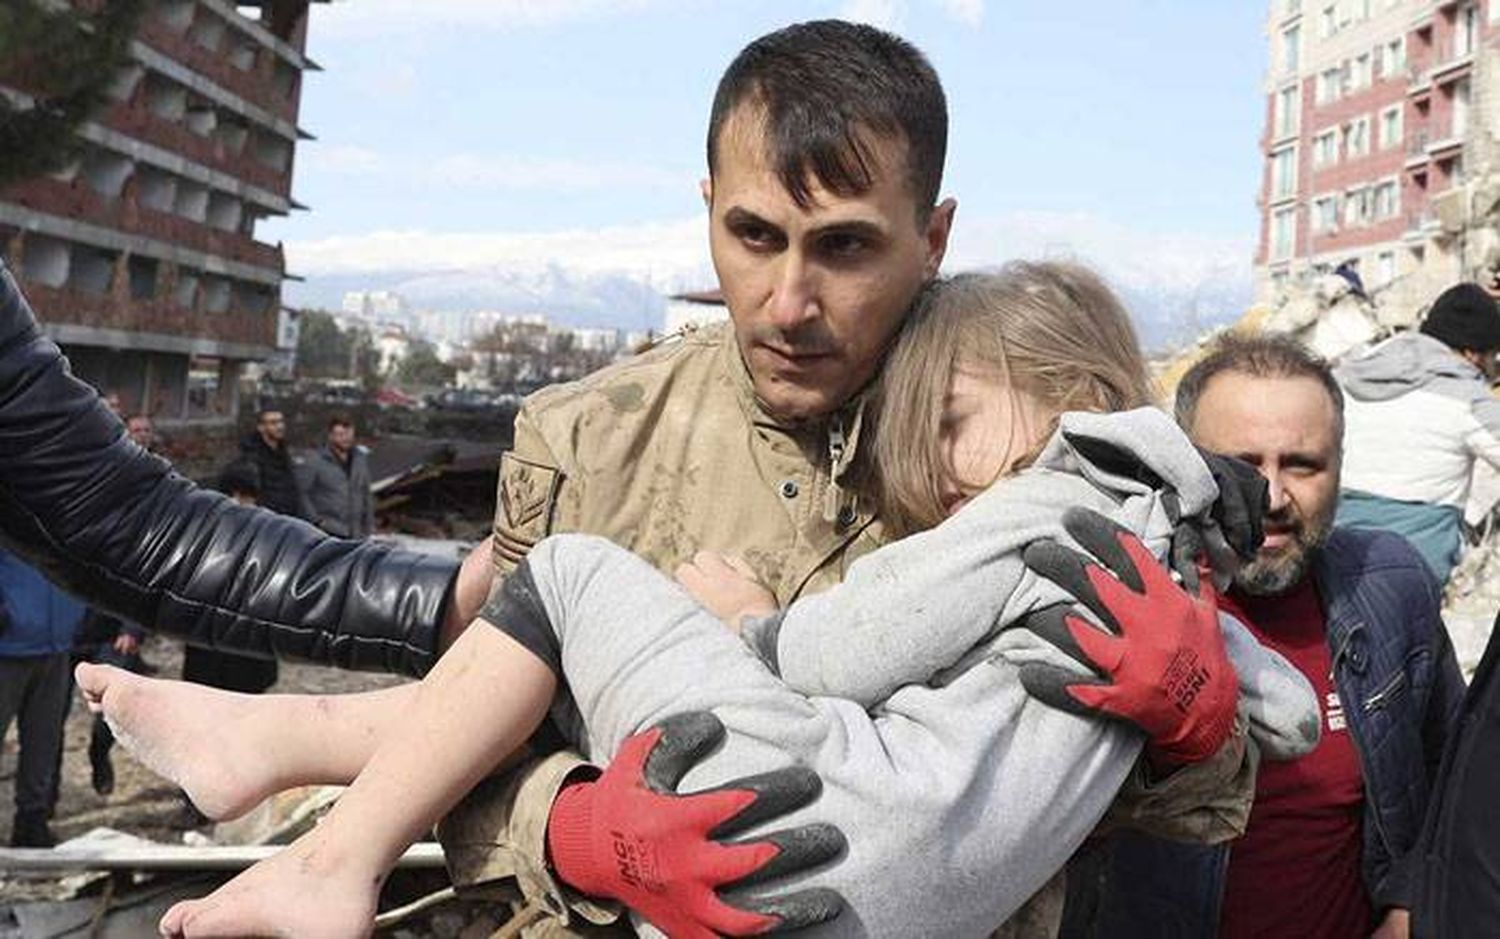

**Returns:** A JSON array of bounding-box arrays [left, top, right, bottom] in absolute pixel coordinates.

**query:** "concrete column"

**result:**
[[217, 358, 241, 419]]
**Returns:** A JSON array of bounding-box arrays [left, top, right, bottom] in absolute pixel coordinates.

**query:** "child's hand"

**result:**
[[675, 551, 778, 632]]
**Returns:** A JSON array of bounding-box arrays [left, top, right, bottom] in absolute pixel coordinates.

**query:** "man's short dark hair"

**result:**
[[1175, 332, 1345, 441], [706, 19, 947, 216], [256, 408, 282, 424], [328, 414, 353, 431], [218, 459, 261, 499]]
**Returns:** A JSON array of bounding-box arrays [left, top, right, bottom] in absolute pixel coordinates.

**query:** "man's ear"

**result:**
[[700, 177, 713, 209], [923, 197, 957, 279]]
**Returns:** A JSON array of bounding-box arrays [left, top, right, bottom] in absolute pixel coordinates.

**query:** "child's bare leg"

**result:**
[[75, 662, 416, 820], [158, 623, 556, 939]]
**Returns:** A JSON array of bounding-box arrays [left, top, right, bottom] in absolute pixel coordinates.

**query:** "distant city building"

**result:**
[[571, 327, 623, 354], [663, 288, 728, 334], [0, 1, 324, 425], [374, 325, 411, 375], [1257, 0, 1500, 301], [342, 288, 408, 323]]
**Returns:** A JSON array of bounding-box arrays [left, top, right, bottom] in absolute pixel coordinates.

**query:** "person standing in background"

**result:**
[[302, 415, 375, 539], [1336, 283, 1500, 584], [0, 547, 86, 846], [239, 409, 308, 520]]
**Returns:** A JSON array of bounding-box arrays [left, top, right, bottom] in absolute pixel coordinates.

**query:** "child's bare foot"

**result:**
[[157, 828, 381, 938], [75, 663, 283, 820]]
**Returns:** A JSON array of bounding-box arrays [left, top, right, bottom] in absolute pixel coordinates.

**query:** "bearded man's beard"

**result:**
[[1233, 506, 1336, 597]]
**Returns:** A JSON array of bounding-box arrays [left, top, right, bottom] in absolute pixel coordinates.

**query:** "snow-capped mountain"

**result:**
[[284, 210, 1253, 351]]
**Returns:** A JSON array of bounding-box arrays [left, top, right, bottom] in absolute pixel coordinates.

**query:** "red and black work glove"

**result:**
[[546, 711, 845, 938], [1017, 507, 1239, 766]]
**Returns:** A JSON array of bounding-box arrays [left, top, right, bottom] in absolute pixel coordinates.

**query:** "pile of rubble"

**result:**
[[1445, 521, 1500, 679]]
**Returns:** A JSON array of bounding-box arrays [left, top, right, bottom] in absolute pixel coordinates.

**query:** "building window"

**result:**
[[1272, 208, 1297, 260], [1284, 25, 1301, 76], [1380, 106, 1402, 149], [1345, 187, 1372, 226], [1272, 147, 1298, 200], [1457, 5, 1478, 57], [1277, 85, 1300, 137], [1313, 129, 1339, 166], [1320, 4, 1337, 38], [1317, 67, 1342, 104], [1344, 116, 1371, 158], [1384, 36, 1406, 75], [1350, 53, 1372, 91], [1452, 78, 1471, 138], [1313, 195, 1341, 232], [1373, 180, 1399, 218]]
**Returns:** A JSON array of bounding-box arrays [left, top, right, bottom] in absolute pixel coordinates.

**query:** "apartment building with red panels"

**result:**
[[0, 0, 321, 425], [1257, 0, 1500, 300]]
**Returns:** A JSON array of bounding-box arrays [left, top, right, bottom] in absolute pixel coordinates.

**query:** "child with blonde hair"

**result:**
[[81, 261, 1316, 939]]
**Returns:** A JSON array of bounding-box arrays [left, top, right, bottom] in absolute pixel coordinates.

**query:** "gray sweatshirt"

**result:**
[[513, 407, 1318, 937]]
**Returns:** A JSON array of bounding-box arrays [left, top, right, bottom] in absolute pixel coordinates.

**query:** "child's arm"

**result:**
[[1004, 509, 1319, 762], [740, 471, 1120, 706], [1218, 611, 1320, 759]]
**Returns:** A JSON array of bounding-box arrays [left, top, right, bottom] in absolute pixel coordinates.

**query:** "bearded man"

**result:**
[[1060, 333, 1464, 939]]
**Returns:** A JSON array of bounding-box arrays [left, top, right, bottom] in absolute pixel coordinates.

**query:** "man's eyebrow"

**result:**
[[811, 219, 887, 240], [1282, 452, 1327, 469], [722, 206, 777, 228]]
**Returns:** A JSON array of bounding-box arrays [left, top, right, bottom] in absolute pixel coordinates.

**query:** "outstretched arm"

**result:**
[[0, 260, 476, 676]]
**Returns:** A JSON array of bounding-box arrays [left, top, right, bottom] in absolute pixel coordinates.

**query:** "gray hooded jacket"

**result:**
[[1338, 331, 1500, 508]]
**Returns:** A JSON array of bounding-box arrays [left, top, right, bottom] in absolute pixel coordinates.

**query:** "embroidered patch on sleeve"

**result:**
[[494, 452, 562, 569]]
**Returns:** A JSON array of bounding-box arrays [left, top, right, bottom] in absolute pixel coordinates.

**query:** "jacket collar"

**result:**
[[715, 321, 870, 484]]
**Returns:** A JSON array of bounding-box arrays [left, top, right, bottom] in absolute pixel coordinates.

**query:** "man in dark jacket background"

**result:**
[[239, 409, 308, 520], [1062, 333, 1464, 939]]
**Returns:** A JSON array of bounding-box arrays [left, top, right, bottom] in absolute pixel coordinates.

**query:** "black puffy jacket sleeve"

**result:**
[[0, 261, 454, 677]]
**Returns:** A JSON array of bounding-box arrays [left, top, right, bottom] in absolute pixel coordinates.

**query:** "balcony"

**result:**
[[16, 280, 278, 352], [1427, 130, 1464, 156], [1431, 43, 1475, 83], [1408, 62, 1433, 96], [3, 176, 284, 274]]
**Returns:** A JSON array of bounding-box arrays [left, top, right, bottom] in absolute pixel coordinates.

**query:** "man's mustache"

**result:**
[[748, 323, 838, 357]]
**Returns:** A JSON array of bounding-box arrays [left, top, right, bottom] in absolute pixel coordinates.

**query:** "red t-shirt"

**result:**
[[1217, 580, 1373, 939]]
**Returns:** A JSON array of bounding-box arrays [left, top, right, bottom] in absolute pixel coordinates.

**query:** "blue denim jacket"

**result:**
[[1059, 527, 1466, 938]]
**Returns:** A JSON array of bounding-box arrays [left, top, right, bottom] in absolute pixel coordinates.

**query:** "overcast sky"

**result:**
[[270, 0, 1270, 292]]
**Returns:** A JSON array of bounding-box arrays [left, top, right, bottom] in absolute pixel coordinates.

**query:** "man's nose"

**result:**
[[767, 255, 820, 332], [1264, 470, 1290, 514]]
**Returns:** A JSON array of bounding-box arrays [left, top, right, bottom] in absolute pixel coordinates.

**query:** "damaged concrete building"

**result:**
[[0, 0, 320, 427], [1257, 0, 1500, 358]]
